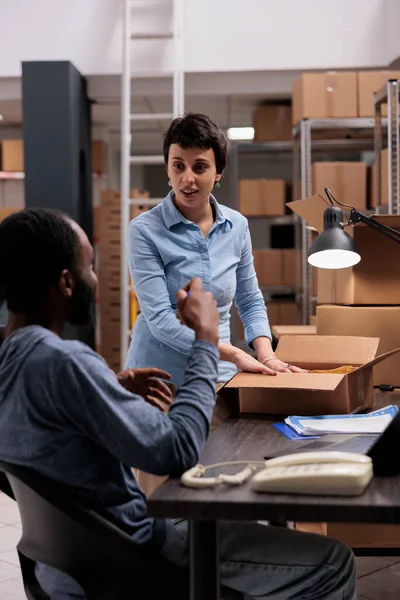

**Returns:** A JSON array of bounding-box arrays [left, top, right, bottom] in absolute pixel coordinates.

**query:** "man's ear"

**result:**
[[59, 269, 74, 298]]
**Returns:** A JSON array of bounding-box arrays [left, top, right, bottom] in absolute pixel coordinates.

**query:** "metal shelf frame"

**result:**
[[120, 0, 184, 367], [374, 79, 400, 215], [292, 118, 383, 325]]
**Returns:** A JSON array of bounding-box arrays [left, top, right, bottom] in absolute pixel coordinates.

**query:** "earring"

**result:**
[[214, 182, 221, 189], [168, 180, 172, 187]]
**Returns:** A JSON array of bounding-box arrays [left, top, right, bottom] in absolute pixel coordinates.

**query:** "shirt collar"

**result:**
[[161, 191, 233, 230]]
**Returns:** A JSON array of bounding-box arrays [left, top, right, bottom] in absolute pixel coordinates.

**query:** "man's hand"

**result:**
[[117, 368, 173, 412], [176, 278, 219, 345]]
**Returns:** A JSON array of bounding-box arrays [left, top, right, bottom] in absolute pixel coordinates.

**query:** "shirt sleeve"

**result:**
[[129, 220, 195, 355], [234, 223, 272, 347], [54, 340, 219, 477]]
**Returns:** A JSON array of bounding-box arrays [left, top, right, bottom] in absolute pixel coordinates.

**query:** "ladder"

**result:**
[[120, 0, 185, 367]]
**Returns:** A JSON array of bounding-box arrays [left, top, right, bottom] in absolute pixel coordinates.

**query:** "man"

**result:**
[[0, 208, 356, 599]]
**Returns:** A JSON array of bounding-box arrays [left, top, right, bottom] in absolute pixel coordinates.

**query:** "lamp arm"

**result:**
[[348, 209, 400, 245]]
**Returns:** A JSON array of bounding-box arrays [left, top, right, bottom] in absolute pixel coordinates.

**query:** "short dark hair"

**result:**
[[163, 113, 227, 174], [0, 208, 80, 313]]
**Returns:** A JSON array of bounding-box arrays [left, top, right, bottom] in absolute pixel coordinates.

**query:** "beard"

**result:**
[[68, 278, 96, 327]]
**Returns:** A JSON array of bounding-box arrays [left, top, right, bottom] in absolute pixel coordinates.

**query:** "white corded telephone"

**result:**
[[181, 452, 373, 497]]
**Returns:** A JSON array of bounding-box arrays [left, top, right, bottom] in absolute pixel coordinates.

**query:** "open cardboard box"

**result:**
[[222, 335, 400, 415], [287, 193, 400, 305]]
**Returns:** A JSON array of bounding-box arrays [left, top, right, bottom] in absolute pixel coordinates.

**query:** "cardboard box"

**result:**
[[292, 72, 358, 125], [282, 249, 299, 286], [317, 305, 400, 386], [357, 71, 400, 117], [288, 193, 400, 305], [253, 249, 283, 286], [253, 105, 292, 142], [223, 335, 398, 415], [280, 302, 300, 325], [0, 140, 24, 172], [312, 162, 367, 211], [265, 302, 281, 327], [92, 140, 108, 173], [239, 179, 285, 216], [93, 206, 101, 243], [272, 324, 316, 339]]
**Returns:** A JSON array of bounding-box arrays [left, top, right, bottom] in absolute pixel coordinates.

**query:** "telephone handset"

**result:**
[[180, 452, 373, 497], [252, 451, 373, 496]]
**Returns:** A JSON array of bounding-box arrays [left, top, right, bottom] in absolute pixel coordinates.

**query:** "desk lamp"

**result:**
[[308, 188, 400, 269]]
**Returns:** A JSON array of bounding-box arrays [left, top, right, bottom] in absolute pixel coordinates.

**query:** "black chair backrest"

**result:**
[[0, 470, 15, 500], [0, 461, 189, 599]]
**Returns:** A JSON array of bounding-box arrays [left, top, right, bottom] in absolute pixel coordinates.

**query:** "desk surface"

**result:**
[[148, 415, 400, 524]]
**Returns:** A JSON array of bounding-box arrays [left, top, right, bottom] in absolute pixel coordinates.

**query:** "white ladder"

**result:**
[[120, 0, 185, 367]]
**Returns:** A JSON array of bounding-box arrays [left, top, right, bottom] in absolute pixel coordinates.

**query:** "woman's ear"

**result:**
[[59, 269, 74, 298], [215, 170, 224, 183]]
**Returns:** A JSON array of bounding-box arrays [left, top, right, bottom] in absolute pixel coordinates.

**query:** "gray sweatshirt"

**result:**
[[0, 326, 219, 550]]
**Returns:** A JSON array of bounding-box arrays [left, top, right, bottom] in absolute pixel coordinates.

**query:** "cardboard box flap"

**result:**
[[354, 347, 400, 372], [286, 193, 330, 233], [224, 372, 343, 392], [275, 335, 380, 367]]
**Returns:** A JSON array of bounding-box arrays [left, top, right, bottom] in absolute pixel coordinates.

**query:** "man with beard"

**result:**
[[0, 209, 356, 600]]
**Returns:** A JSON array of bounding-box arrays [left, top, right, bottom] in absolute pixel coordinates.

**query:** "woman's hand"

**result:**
[[117, 368, 173, 412], [257, 354, 307, 374], [231, 347, 278, 376]]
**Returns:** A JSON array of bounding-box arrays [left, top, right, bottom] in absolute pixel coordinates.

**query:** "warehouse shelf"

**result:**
[[374, 79, 400, 215], [292, 117, 387, 326]]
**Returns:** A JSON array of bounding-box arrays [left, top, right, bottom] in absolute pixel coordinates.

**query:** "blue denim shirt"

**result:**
[[125, 192, 271, 385]]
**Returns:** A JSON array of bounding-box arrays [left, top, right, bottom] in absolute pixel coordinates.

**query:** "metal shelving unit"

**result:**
[[229, 141, 292, 206], [374, 79, 400, 214], [292, 118, 384, 324], [229, 141, 301, 341]]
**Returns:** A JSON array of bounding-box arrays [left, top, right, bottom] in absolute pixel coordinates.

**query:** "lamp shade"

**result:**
[[307, 206, 361, 269]]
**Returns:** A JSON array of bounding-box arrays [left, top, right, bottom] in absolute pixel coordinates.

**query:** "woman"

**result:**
[[125, 113, 303, 387]]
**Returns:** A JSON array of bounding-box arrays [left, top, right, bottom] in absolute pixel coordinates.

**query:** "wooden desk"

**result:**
[[148, 415, 400, 600]]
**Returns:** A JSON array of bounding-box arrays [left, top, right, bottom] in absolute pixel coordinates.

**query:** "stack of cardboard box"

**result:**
[[0, 139, 107, 174], [97, 189, 148, 371], [0, 140, 24, 172], [292, 70, 400, 124], [288, 192, 400, 388], [252, 249, 299, 287], [235, 248, 301, 339], [311, 162, 367, 210]]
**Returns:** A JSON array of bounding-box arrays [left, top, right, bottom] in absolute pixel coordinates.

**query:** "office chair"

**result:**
[[0, 461, 242, 600]]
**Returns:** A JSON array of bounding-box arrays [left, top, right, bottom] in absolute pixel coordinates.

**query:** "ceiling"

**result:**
[[0, 70, 297, 152]]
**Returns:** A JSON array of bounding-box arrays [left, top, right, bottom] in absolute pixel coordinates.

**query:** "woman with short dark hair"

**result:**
[[125, 113, 303, 386]]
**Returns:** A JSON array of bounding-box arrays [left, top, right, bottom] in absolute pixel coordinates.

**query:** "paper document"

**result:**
[[285, 405, 398, 436]]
